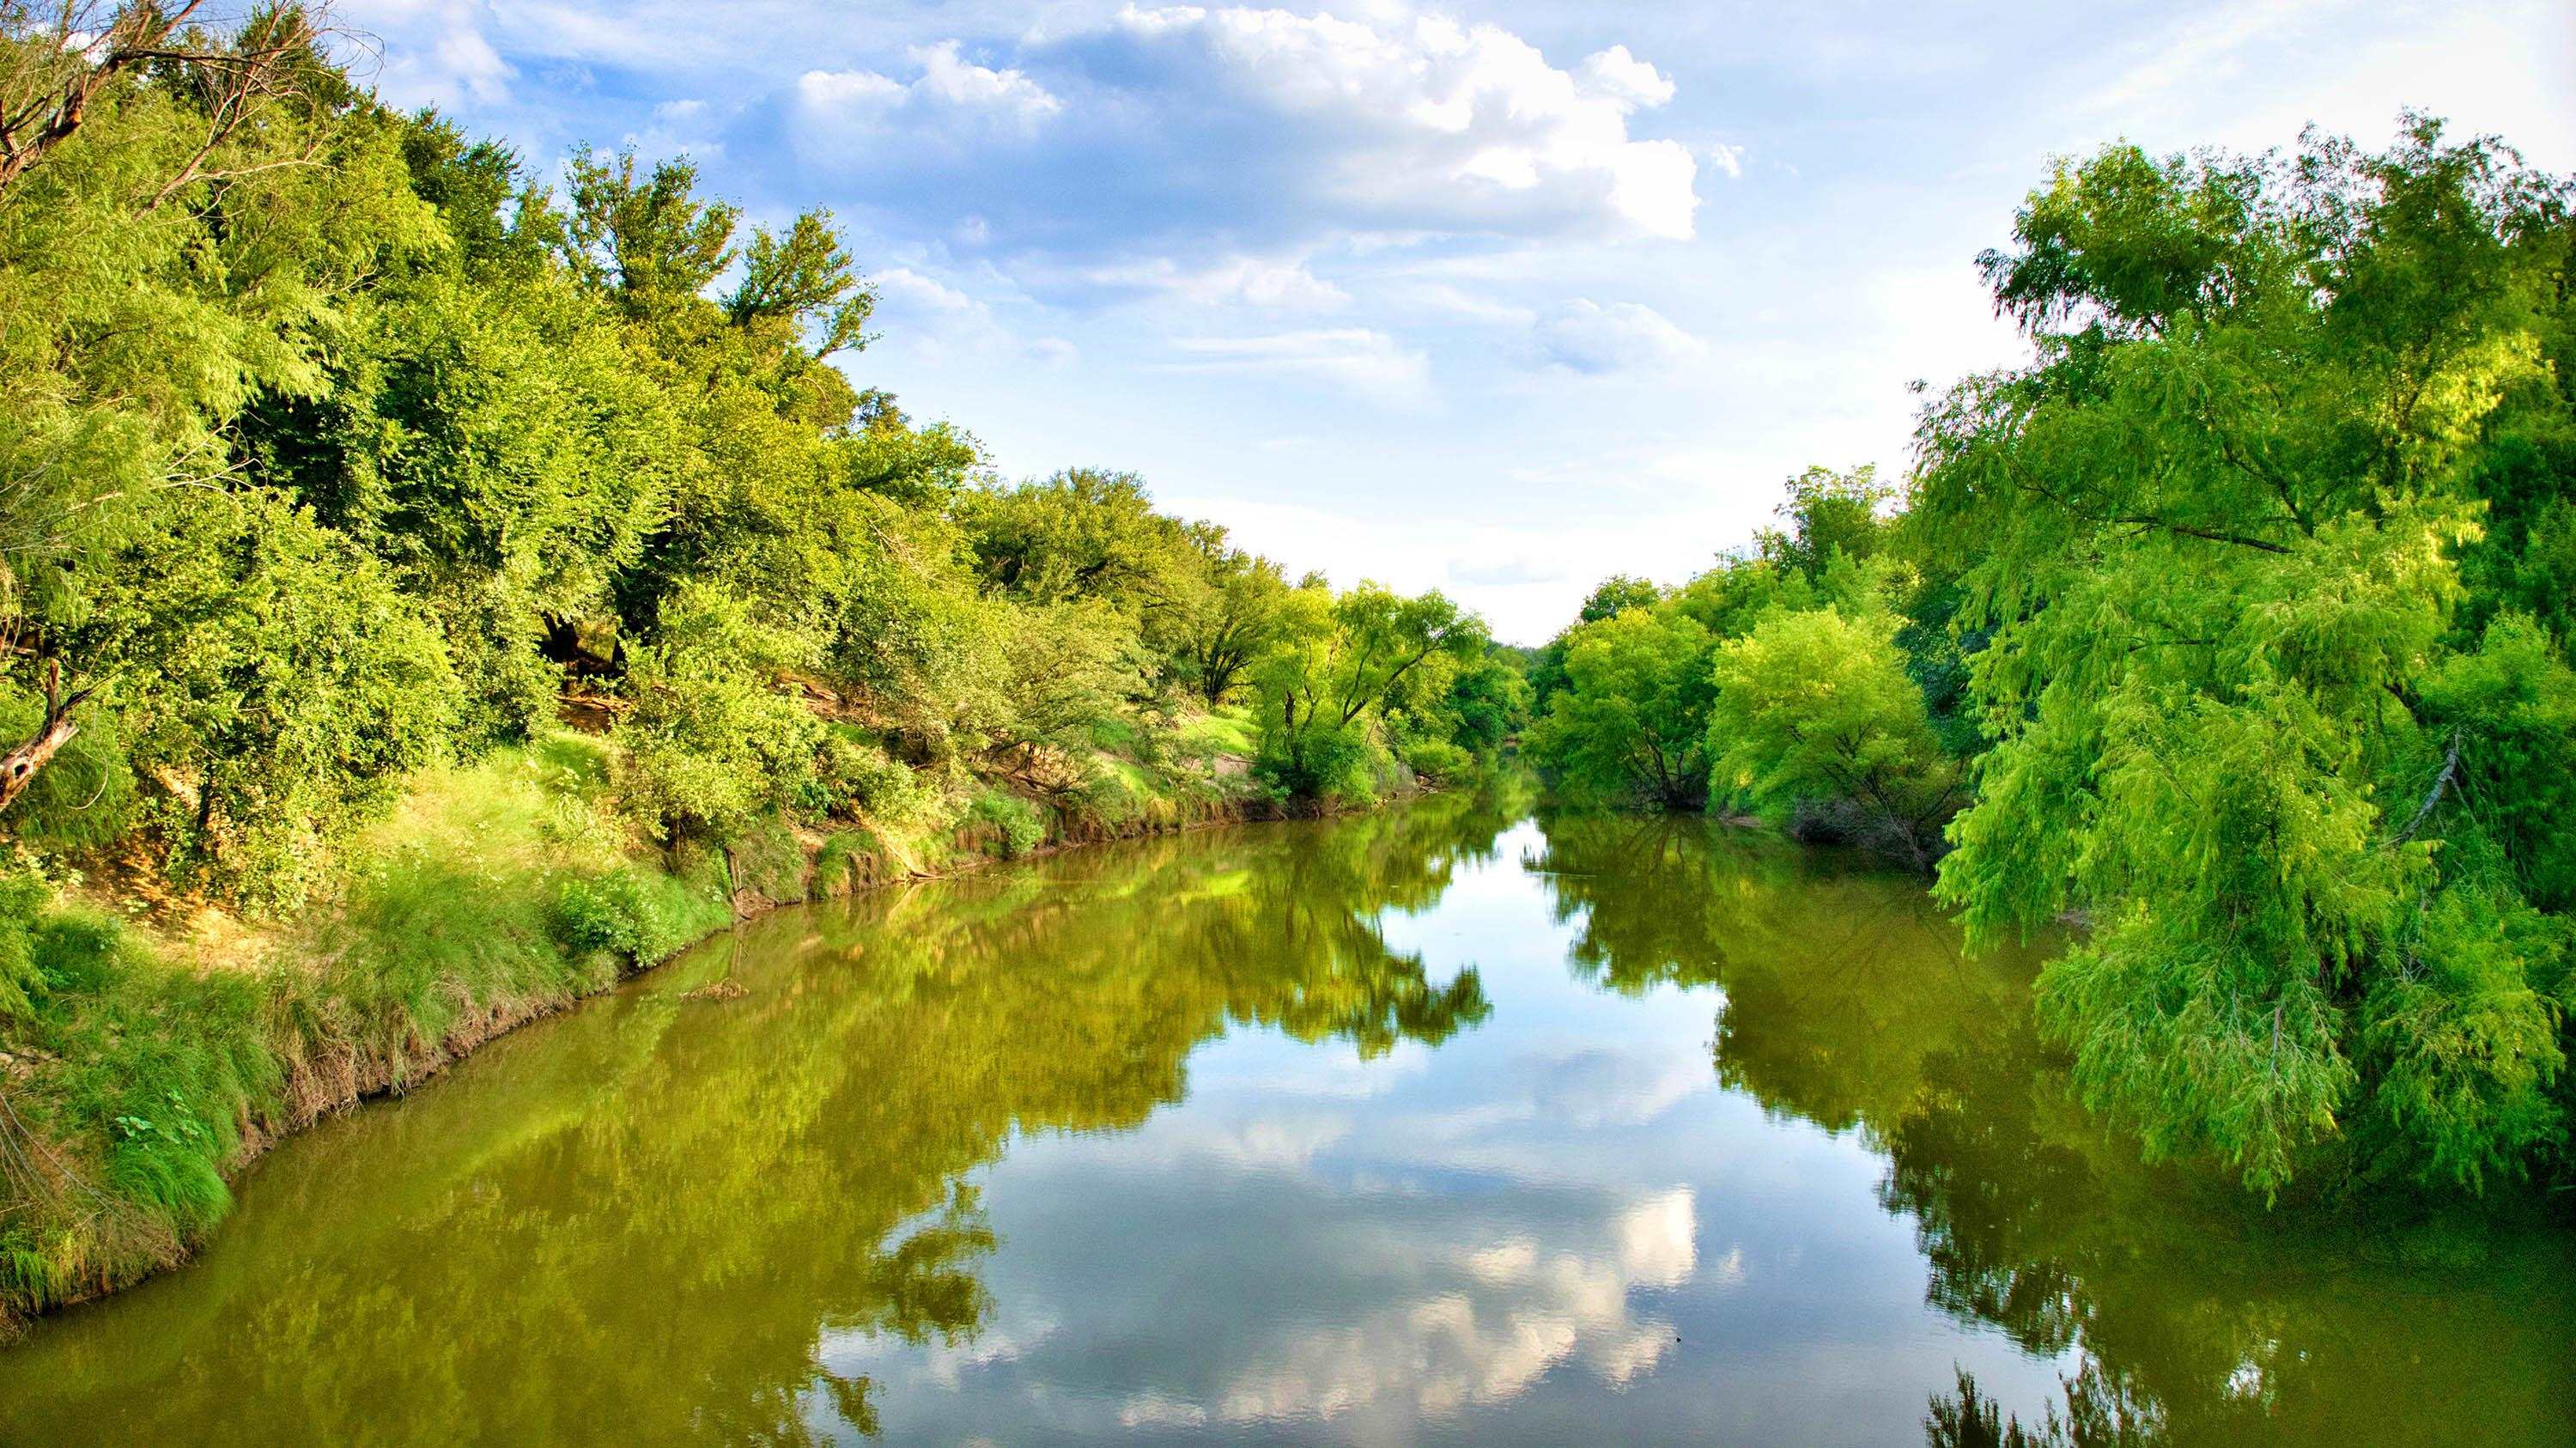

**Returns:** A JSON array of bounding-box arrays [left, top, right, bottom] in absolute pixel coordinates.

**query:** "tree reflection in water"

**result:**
[[0, 794, 1510, 1445], [1526, 810, 2576, 1448], [3, 793, 2565, 1445]]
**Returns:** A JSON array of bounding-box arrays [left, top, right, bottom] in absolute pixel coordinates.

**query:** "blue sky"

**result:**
[[343, 0, 2576, 642]]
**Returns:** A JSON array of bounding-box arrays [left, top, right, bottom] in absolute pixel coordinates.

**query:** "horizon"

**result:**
[[343, 0, 2576, 641]]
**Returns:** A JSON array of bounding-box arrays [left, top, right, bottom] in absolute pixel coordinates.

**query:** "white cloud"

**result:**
[[875, 265, 977, 313], [1534, 299, 1708, 374], [870, 265, 1074, 367], [1575, 45, 1678, 110], [353, 0, 513, 109], [1167, 328, 1430, 398], [1403, 281, 1538, 326], [796, 40, 1060, 133], [907, 39, 1063, 124], [1707, 141, 1747, 179], [779, 6, 1703, 253]]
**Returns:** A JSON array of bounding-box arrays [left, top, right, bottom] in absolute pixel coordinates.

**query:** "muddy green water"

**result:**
[[2, 797, 2570, 1445]]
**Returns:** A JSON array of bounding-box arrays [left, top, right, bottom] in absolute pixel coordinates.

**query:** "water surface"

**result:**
[[3, 798, 2570, 1444]]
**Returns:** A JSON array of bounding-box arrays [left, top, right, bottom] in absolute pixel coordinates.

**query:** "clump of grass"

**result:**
[[963, 789, 1048, 860], [1175, 705, 1258, 761], [0, 900, 276, 1318]]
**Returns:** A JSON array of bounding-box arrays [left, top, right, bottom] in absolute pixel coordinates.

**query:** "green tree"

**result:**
[[1524, 604, 1714, 809], [1757, 463, 1894, 583], [1707, 603, 1962, 870], [1252, 582, 1485, 800], [1919, 119, 2575, 1194], [558, 146, 738, 313]]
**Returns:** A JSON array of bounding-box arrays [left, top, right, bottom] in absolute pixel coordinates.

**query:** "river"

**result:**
[[2, 794, 2569, 1444]]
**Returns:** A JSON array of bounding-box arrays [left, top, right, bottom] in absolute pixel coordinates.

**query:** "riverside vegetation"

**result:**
[[0, 7, 1525, 1329], [1527, 117, 2576, 1205], [0, 5, 2568, 1337]]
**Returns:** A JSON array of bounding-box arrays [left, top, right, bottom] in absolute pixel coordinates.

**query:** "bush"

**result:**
[[1254, 716, 1376, 804], [1399, 738, 1473, 783], [612, 585, 831, 843], [817, 728, 920, 821], [550, 868, 708, 966], [964, 790, 1047, 859]]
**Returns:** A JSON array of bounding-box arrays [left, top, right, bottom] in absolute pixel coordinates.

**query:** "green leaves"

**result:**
[[1250, 581, 1488, 802], [1922, 119, 2576, 1194], [1708, 602, 1959, 869], [1526, 602, 1713, 809]]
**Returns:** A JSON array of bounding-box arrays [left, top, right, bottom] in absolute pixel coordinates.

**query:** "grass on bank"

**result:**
[[0, 719, 1268, 1331]]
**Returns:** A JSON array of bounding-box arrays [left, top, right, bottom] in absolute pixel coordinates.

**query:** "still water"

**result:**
[[3, 796, 2571, 1445]]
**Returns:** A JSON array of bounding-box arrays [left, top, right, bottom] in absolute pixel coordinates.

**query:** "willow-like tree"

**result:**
[[1919, 119, 2575, 1194]]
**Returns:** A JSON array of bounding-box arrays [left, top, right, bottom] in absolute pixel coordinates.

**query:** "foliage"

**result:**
[[1707, 602, 1962, 867], [1917, 119, 2576, 1194], [1525, 603, 1715, 808]]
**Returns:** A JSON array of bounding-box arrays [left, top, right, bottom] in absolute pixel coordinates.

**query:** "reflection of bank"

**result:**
[[0, 794, 1525, 1445], [1531, 809, 2576, 1448]]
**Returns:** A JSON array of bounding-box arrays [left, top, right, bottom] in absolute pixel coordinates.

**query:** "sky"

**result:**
[[337, 0, 2576, 642]]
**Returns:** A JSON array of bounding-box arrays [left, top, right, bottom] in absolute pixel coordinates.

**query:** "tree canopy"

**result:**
[[1532, 117, 2576, 1200]]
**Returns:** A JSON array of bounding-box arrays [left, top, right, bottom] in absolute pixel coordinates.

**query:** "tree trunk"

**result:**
[[0, 661, 91, 818], [0, 715, 77, 816]]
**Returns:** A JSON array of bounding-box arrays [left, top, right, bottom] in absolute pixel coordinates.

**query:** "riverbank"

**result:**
[[0, 717, 1437, 1335]]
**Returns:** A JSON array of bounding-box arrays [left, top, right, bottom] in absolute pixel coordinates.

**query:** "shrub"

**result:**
[[964, 790, 1047, 860], [817, 728, 920, 821], [1398, 738, 1473, 783], [1253, 716, 1376, 804], [550, 867, 709, 966]]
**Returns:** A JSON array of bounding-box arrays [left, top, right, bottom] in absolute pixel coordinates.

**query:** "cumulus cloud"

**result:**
[[770, 5, 1699, 258], [796, 40, 1061, 132], [1575, 44, 1679, 109], [875, 265, 979, 314], [1534, 299, 1709, 374]]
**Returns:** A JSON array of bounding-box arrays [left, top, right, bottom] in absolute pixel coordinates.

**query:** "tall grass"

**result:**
[[0, 733, 732, 1329], [0, 717, 1273, 1330]]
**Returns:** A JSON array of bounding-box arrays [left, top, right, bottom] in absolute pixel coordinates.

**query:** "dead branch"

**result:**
[[2393, 728, 2463, 845], [0, 656, 94, 816], [0, 2, 206, 193]]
